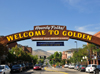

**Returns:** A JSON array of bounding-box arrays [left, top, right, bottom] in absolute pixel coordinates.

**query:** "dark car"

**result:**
[[93, 65, 100, 74], [33, 64, 41, 70], [21, 63, 26, 70], [11, 64, 23, 72], [25, 63, 29, 69], [29, 63, 33, 68], [78, 65, 87, 72], [39, 63, 43, 67]]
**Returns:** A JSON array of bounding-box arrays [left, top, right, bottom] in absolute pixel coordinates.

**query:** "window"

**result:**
[[68, 56, 71, 58], [68, 51, 71, 54], [65, 52, 67, 54], [92, 65, 97, 67]]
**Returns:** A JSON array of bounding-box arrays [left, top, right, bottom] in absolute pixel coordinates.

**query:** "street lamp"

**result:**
[[74, 41, 77, 49], [13, 51, 17, 64], [82, 56, 87, 65], [13, 51, 15, 54]]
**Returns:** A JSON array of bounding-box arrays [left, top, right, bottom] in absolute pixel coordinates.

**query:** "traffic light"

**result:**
[[44, 56, 46, 59], [40, 56, 41, 59]]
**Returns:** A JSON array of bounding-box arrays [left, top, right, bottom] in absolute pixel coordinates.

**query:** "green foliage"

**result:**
[[61, 59, 66, 65], [38, 59, 44, 63], [6, 45, 38, 64], [48, 52, 62, 65], [68, 43, 100, 64], [55, 62, 59, 66], [0, 43, 8, 56]]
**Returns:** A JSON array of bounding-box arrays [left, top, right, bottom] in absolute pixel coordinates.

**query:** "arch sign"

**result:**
[[0, 25, 100, 46]]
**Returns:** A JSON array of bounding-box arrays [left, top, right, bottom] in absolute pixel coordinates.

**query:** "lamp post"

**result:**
[[13, 51, 17, 64], [75, 41, 77, 49], [82, 56, 87, 66], [75, 41, 78, 64]]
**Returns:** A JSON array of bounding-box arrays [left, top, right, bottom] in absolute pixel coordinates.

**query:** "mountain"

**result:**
[[32, 49, 52, 58]]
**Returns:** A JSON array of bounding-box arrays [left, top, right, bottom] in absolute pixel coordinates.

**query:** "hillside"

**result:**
[[32, 49, 52, 58]]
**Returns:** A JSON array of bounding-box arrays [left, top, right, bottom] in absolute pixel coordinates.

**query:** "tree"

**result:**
[[0, 43, 8, 56]]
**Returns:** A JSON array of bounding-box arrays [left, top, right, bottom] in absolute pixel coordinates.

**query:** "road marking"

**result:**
[[44, 67, 68, 74]]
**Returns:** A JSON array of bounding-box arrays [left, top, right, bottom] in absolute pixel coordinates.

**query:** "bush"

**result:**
[[61, 59, 66, 65]]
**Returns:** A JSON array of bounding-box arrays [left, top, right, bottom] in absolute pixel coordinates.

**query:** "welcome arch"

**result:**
[[0, 25, 100, 46]]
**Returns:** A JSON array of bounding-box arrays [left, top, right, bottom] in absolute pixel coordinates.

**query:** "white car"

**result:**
[[0, 65, 11, 74], [85, 64, 97, 73], [64, 64, 69, 68], [68, 64, 75, 69]]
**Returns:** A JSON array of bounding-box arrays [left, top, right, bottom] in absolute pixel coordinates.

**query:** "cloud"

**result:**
[[64, 0, 81, 5], [62, 0, 100, 12], [75, 24, 96, 35], [47, 50, 62, 54], [85, 31, 96, 35]]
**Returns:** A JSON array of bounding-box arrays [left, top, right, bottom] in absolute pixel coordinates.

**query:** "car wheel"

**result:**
[[93, 71, 95, 74], [3, 72, 5, 74], [9, 72, 11, 74], [19, 70, 21, 73]]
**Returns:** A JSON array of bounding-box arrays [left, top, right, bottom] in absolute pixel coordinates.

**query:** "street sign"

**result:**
[[37, 42, 64, 46]]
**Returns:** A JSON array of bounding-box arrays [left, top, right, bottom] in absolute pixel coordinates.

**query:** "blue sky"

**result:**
[[0, 0, 100, 53]]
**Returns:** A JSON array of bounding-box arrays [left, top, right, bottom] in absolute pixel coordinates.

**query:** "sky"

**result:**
[[0, 0, 100, 54]]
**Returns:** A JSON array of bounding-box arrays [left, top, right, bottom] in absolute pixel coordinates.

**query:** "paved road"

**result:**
[[11, 68, 65, 74], [11, 67, 94, 74], [11, 59, 94, 74], [45, 67, 95, 74]]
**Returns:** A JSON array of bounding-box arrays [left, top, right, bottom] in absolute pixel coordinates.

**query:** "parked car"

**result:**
[[85, 64, 97, 73], [29, 63, 33, 68], [64, 64, 69, 68], [78, 65, 87, 72], [74, 65, 79, 70], [25, 63, 29, 69], [21, 63, 26, 70], [0, 65, 11, 74], [33, 64, 41, 70], [68, 64, 75, 69], [39, 63, 43, 67], [11, 64, 23, 72], [93, 65, 100, 74]]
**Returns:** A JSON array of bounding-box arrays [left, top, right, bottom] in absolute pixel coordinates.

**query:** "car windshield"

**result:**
[[92, 65, 97, 67], [87, 65, 91, 67], [21, 64, 24, 66], [12, 65, 20, 67], [35, 64, 40, 66], [0, 66, 4, 69], [82, 65, 86, 67]]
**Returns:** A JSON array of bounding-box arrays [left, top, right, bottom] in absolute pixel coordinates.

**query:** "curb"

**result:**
[[44, 67, 68, 74]]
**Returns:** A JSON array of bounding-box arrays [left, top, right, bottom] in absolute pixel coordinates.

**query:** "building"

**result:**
[[62, 51, 67, 60], [22, 46, 32, 54], [88, 31, 100, 65], [17, 44, 32, 54], [62, 48, 78, 60], [8, 42, 17, 50]]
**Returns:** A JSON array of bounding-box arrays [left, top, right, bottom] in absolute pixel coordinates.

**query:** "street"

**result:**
[[10, 59, 95, 74], [11, 66, 94, 74]]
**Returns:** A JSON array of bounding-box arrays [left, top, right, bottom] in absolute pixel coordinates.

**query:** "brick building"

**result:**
[[88, 31, 100, 65], [8, 42, 17, 49], [62, 49, 78, 60], [62, 31, 100, 65], [22, 46, 32, 54], [62, 51, 67, 60]]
